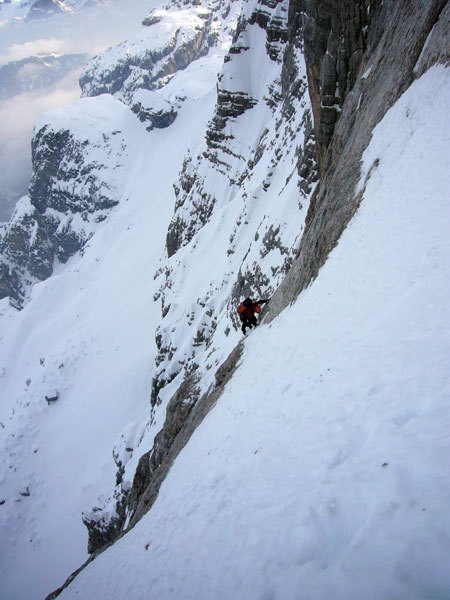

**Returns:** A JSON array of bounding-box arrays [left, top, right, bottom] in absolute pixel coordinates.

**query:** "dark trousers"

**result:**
[[240, 314, 257, 333]]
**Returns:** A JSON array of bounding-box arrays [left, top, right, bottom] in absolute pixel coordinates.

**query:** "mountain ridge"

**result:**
[[0, 0, 448, 598]]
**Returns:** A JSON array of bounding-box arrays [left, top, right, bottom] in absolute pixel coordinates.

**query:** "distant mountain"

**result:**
[[0, 53, 89, 100], [25, 0, 69, 20], [0, 0, 108, 22]]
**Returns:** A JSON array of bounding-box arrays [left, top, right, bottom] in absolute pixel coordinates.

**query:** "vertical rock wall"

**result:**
[[265, 0, 449, 321]]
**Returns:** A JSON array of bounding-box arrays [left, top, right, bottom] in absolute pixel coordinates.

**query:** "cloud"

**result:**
[[0, 38, 70, 64], [0, 69, 81, 137], [0, 69, 82, 221], [0, 0, 160, 64]]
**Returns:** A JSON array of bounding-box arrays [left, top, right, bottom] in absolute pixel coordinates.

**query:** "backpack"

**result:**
[[237, 303, 246, 314]]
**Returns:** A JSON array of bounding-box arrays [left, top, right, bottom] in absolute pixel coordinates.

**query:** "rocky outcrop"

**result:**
[[29, 124, 120, 241], [0, 198, 53, 305], [82, 489, 126, 555], [0, 99, 129, 304], [126, 371, 202, 527], [165, 154, 216, 258], [131, 91, 177, 131], [249, 0, 289, 60], [206, 89, 258, 149], [130, 341, 244, 527], [79, 6, 216, 103], [265, 0, 449, 323]]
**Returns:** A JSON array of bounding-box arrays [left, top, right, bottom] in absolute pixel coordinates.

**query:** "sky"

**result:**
[[0, 0, 161, 221]]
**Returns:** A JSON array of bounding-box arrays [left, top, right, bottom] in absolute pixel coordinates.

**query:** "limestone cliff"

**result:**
[[266, 0, 449, 320], [122, 0, 450, 548], [0, 98, 130, 305], [81, 0, 449, 561]]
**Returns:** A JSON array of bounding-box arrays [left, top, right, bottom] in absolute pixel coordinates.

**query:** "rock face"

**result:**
[[0, 199, 53, 305], [0, 96, 131, 305], [131, 90, 177, 131], [127, 341, 244, 530], [265, 0, 449, 321], [151, 0, 317, 414], [29, 123, 121, 260], [79, 5, 219, 103], [5, 0, 449, 592], [298, 0, 371, 171]]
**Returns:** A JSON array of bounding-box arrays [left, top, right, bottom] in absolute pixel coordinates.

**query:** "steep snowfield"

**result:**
[[1, 1, 449, 595], [53, 65, 450, 599], [0, 45, 230, 599]]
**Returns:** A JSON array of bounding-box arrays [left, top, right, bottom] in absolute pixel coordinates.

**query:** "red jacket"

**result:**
[[237, 302, 262, 318]]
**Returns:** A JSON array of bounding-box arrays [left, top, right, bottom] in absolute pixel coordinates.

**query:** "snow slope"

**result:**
[[0, 0, 449, 596], [0, 37, 232, 599], [54, 64, 450, 600]]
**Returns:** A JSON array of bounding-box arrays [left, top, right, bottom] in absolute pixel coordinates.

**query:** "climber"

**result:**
[[237, 297, 269, 334]]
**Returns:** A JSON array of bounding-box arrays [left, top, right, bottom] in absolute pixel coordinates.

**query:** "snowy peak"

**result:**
[[79, 1, 232, 103], [26, 0, 72, 20]]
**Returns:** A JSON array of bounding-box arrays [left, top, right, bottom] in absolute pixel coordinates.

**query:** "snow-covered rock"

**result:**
[[151, 0, 317, 414], [79, 2, 228, 103], [0, 94, 140, 304], [130, 89, 177, 130]]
